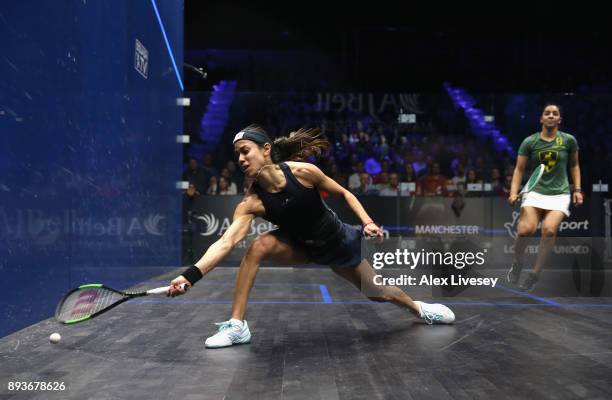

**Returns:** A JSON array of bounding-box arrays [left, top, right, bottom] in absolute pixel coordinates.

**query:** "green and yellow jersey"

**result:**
[[518, 131, 579, 195]]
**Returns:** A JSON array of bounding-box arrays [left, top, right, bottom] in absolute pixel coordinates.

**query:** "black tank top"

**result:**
[[253, 163, 343, 245]]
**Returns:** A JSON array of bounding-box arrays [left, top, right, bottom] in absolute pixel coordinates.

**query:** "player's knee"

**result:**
[[247, 235, 276, 259], [541, 226, 557, 237], [517, 222, 537, 236]]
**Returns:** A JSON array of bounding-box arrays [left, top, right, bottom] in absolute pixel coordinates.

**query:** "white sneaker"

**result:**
[[414, 301, 455, 324], [205, 319, 251, 348]]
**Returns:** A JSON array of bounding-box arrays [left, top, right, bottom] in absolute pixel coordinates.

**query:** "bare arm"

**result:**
[[569, 151, 583, 205], [509, 155, 528, 205], [168, 196, 255, 295], [193, 200, 254, 276], [295, 163, 382, 236]]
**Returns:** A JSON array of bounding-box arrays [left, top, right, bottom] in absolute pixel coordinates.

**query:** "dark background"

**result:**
[[184, 2, 610, 93]]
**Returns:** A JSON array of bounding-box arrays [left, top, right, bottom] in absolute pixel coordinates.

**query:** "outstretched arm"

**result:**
[[169, 197, 255, 296], [296, 163, 383, 237]]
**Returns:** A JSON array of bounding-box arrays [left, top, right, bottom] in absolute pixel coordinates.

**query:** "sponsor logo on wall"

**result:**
[[192, 213, 219, 236], [191, 212, 277, 238], [502, 210, 591, 255], [503, 211, 589, 239], [0, 207, 167, 249], [316, 93, 422, 116], [415, 225, 480, 235]]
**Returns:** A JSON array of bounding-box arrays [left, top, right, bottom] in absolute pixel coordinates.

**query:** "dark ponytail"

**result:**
[[271, 128, 329, 163]]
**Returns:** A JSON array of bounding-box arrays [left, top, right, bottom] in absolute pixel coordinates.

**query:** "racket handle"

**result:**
[[147, 283, 188, 295]]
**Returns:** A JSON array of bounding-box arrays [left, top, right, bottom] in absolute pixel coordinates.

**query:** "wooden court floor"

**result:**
[[1, 267, 611, 400]]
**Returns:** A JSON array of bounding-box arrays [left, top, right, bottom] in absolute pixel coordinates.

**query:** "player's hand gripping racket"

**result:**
[[55, 283, 187, 325], [512, 164, 545, 206]]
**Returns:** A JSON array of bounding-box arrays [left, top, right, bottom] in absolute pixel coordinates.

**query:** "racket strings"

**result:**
[[523, 164, 545, 193], [526, 171, 540, 187], [56, 288, 123, 322]]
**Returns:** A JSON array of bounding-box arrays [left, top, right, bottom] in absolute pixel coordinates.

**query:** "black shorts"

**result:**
[[271, 223, 364, 269]]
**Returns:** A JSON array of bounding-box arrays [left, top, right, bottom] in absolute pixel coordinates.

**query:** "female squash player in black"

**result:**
[[169, 125, 455, 348]]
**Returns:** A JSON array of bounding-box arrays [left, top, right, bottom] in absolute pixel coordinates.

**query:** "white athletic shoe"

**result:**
[[204, 319, 251, 348], [414, 301, 455, 324]]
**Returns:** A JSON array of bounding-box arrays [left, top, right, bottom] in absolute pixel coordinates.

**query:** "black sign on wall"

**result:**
[[184, 196, 600, 267]]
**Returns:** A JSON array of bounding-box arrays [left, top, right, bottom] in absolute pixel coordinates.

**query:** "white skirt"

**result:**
[[521, 191, 571, 217]]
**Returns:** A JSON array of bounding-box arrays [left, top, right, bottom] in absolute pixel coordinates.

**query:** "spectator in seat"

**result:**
[[466, 168, 482, 185], [226, 160, 244, 192], [202, 153, 219, 184], [499, 174, 513, 197], [327, 162, 347, 188], [380, 173, 409, 197], [474, 156, 487, 180], [374, 172, 390, 191], [352, 172, 379, 196], [207, 176, 218, 195], [218, 176, 237, 195], [449, 164, 467, 196], [182, 183, 201, 226], [465, 168, 483, 197], [421, 162, 447, 196], [348, 161, 368, 190], [220, 167, 239, 192], [182, 158, 207, 194], [401, 163, 421, 196], [378, 135, 390, 159], [489, 167, 503, 194]]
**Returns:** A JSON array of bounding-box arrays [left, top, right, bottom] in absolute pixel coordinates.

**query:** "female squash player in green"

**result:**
[[507, 104, 583, 291], [168, 125, 455, 348]]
